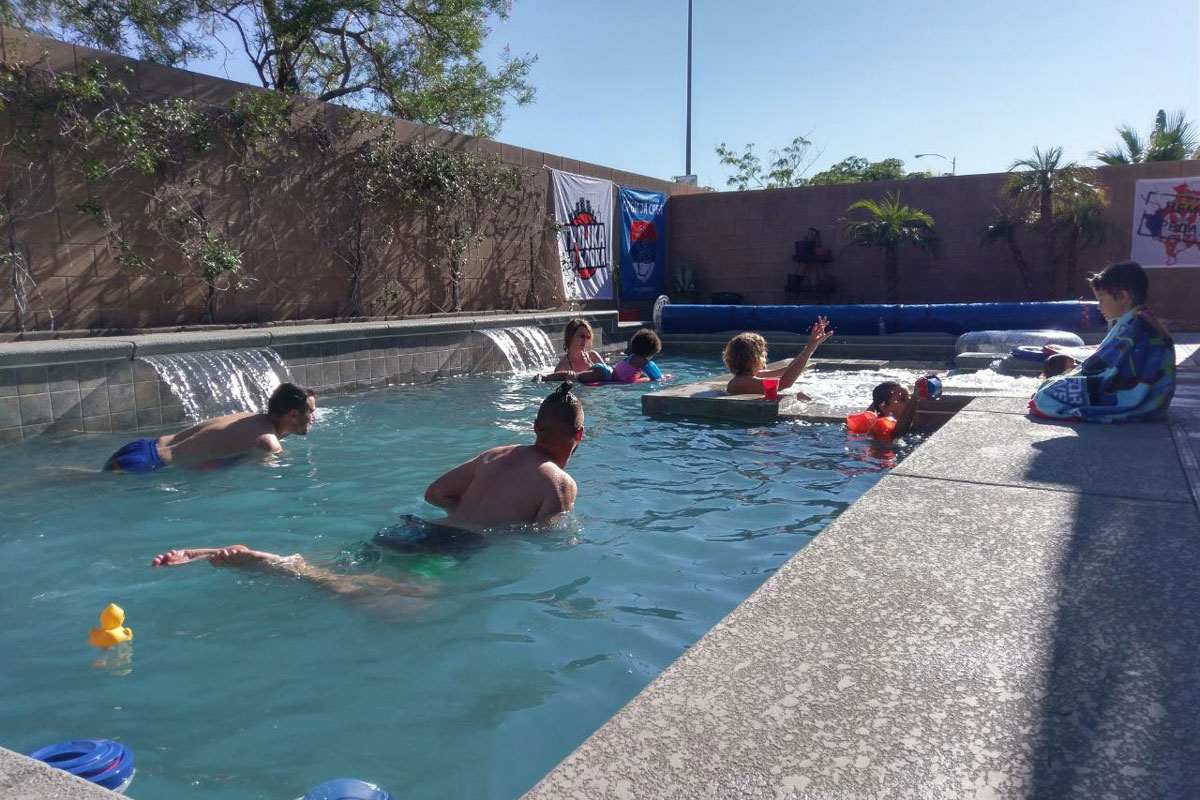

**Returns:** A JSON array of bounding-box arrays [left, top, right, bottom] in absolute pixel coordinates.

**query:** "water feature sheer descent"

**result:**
[[479, 326, 558, 373], [140, 348, 292, 420]]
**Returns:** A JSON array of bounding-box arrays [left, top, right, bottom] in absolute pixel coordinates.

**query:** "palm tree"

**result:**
[[1055, 185, 1113, 295], [1004, 147, 1100, 296], [980, 205, 1036, 300], [843, 192, 938, 303], [1094, 110, 1199, 164]]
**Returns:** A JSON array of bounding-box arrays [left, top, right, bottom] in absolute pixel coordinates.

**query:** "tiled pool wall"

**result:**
[[0, 312, 616, 446]]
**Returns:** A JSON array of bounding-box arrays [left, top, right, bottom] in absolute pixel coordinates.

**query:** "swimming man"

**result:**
[[105, 382, 316, 473], [150, 383, 584, 586]]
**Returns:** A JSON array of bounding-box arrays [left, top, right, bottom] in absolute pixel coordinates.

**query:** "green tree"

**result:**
[[979, 204, 1036, 300], [808, 156, 931, 186], [360, 137, 520, 311], [1055, 184, 1112, 295], [1094, 109, 1199, 164], [3, 0, 535, 136], [714, 136, 818, 190], [843, 192, 938, 304], [1004, 146, 1105, 296]]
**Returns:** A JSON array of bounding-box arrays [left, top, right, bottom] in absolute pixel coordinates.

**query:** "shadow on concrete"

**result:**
[[1022, 422, 1200, 797]]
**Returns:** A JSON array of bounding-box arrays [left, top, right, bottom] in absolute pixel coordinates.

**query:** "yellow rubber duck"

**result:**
[[88, 603, 133, 649]]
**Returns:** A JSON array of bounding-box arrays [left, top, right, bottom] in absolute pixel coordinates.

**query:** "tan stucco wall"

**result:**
[[668, 161, 1200, 328], [0, 27, 700, 333]]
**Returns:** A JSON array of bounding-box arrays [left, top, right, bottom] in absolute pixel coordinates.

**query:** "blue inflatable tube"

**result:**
[[660, 302, 1104, 336], [28, 739, 135, 792]]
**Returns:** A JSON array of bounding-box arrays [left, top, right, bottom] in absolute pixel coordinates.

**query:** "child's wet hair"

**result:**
[[1088, 260, 1149, 305], [628, 328, 662, 358], [562, 318, 594, 351], [868, 381, 903, 414], [722, 332, 767, 375]]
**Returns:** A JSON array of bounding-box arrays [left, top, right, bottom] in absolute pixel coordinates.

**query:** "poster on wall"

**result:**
[[1131, 177, 1200, 268], [551, 169, 615, 300], [618, 187, 667, 301]]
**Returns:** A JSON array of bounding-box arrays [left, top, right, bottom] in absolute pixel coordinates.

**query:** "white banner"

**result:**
[[1131, 177, 1200, 268], [552, 169, 615, 300]]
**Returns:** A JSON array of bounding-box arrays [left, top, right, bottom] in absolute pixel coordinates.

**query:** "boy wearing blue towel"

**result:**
[[1030, 261, 1175, 422]]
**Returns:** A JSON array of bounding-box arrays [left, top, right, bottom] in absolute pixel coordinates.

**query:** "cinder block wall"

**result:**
[[668, 162, 1200, 329], [0, 27, 699, 333]]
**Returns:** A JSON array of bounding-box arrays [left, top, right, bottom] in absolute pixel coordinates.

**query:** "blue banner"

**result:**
[[618, 187, 667, 301]]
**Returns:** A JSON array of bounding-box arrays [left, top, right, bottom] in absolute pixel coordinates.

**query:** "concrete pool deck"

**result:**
[[524, 338, 1200, 799]]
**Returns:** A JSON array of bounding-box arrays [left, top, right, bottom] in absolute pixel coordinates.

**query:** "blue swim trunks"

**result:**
[[372, 514, 487, 558], [104, 438, 164, 473]]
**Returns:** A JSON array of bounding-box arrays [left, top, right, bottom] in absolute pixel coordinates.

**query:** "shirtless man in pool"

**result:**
[[151, 383, 584, 590], [104, 382, 316, 473]]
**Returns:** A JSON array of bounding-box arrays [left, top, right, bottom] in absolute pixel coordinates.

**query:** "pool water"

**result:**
[[0, 355, 908, 800], [790, 366, 1040, 408]]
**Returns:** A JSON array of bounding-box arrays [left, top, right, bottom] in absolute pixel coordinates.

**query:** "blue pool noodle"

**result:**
[[661, 302, 1105, 336]]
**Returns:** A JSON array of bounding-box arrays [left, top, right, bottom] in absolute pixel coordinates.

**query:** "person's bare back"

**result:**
[[427, 444, 578, 530], [103, 384, 315, 474], [159, 412, 280, 465]]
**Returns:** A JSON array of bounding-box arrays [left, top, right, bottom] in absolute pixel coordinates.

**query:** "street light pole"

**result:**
[[914, 152, 956, 176], [685, 0, 693, 177]]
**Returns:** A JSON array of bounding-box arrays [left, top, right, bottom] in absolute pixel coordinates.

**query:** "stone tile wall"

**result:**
[[0, 312, 613, 446]]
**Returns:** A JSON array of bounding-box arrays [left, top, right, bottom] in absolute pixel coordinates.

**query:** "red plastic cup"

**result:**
[[762, 377, 779, 400]]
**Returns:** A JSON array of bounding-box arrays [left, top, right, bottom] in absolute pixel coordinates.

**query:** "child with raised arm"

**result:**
[[724, 317, 833, 398], [1030, 261, 1175, 422], [847, 380, 923, 442], [537, 328, 664, 384]]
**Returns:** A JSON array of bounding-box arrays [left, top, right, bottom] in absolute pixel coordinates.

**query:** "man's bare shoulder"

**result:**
[[475, 444, 524, 464]]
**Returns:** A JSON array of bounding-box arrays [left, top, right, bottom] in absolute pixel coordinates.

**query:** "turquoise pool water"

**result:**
[[0, 355, 906, 799]]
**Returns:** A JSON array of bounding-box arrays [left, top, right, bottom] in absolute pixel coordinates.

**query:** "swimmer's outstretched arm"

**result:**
[[892, 381, 923, 439], [770, 316, 833, 390], [151, 545, 430, 597]]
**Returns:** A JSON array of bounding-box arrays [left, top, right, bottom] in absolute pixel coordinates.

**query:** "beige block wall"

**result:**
[[668, 161, 1200, 329], [0, 27, 701, 334]]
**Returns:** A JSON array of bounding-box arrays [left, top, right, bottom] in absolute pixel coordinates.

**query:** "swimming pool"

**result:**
[[1, 355, 907, 799]]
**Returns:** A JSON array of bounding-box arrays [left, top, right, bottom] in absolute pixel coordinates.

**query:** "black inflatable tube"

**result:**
[[661, 302, 1105, 336]]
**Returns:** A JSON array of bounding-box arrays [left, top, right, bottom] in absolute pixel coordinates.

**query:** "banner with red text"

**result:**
[[552, 169, 615, 300]]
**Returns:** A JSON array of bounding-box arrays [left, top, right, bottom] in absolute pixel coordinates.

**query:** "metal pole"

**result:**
[[686, 0, 693, 176]]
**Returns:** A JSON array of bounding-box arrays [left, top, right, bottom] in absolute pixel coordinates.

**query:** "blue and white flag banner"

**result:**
[[618, 187, 667, 301], [552, 169, 615, 300], [1131, 177, 1200, 268]]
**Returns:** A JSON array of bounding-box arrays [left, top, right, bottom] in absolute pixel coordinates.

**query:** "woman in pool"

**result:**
[[553, 318, 608, 376], [536, 328, 663, 384], [723, 317, 833, 397]]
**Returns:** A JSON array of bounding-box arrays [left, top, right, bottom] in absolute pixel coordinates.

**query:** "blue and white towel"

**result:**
[[1029, 307, 1175, 422]]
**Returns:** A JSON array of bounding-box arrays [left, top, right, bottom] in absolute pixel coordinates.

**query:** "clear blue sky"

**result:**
[[191, 0, 1199, 186]]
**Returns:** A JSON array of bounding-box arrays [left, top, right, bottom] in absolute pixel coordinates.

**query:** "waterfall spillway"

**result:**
[[480, 327, 558, 373], [140, 347, 293, 421]]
